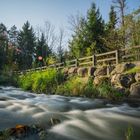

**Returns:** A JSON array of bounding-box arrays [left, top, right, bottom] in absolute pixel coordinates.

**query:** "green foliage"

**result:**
[[69, 2, 106, 58], [84, 77, 98, 97], [125, 66, 140, 74], [17, 21, 36, 70], [36, 33, 52, 67], [97, 82, 124, 100], [56, 77, 98, 97], [56, 76, 85, 96], [19, 69, 64, 94], [125, 125, 134, 140]]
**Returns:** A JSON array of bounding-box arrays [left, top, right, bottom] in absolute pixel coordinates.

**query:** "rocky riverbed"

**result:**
[[0, 86, 140, 140]]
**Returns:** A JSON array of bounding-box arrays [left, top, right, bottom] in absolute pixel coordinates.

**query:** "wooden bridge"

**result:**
[[18, 46, 140, 74]]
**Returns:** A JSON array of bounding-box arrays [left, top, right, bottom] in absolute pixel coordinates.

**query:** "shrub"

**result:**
[[56, 77, 98, 97], [84, 77, 98, 97], [19, 69, 65, 94], [97, 82, 124, 100]]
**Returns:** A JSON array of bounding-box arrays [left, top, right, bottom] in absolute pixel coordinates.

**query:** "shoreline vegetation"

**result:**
[[17, 68, 124, 101], [17, 62, 140, 101]]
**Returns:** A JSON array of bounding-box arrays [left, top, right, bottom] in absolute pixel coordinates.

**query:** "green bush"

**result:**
[[97, 82, 124, 100], [19, 69, 65, 94], [84, 77, 98, 97], [56, 77, 98, 97], [56, 76, 85, 96]]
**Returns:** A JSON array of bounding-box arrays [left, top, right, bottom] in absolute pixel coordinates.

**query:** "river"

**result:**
[[0, 86, 140, 140]]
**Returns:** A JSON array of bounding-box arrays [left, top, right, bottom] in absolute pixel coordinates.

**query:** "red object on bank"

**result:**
[[38, 56, 43, 60]]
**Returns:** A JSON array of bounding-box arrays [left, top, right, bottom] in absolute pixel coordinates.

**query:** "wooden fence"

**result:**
[[17, 46, 140, 74]]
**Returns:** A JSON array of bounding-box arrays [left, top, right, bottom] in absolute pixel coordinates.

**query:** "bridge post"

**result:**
[[115, 50, 119, 65], [75, 59, 79, 67], [93, 54, 96, 67]]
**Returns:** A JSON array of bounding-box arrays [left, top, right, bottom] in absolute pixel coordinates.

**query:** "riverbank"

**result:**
[[18, 62, 140, 101]]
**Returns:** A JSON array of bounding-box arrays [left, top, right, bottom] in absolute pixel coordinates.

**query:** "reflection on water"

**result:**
[[0, 86, 140, 140]]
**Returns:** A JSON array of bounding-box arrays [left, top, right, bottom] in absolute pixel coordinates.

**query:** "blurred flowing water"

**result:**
[[0, 86, 140, 140]]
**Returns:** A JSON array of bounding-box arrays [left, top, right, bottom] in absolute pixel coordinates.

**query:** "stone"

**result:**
[[94, 66, 107, 76], [111, 74, 135, 88], [93, 76, 109, 86], [130, 82, 140, 98], [68, 67, 78, 75], [119, 74, 135, 88], [111, 63, 135, 75], [111, 74, 121, 86], [77, 67, 88, 77], [62, 67, 69, 75], [88, 67, 96, 76], [135, 73, 140, 82], [114, 85, 129, 96]]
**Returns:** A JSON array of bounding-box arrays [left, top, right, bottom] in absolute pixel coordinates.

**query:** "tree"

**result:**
[[107, 6, 118, 30], [8, 25, 18, 46], [0, 23, 8, 70], [36, 33, 52, 66], [17, 21, 36, 70], [68, 16, 87, 58], [57, 28, 65, 62], [124, 8, 140, 47], [101, 5, 123, 50], [68, 3, 106, 58], [85, 3, 106, 54], [113, 0, 126, 27]]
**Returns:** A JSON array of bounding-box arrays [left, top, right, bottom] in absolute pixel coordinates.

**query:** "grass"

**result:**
[[18, 69, 124, 100], [19, 69, 65, 94], [97, 82, 124, 100], [125, 66, 140, 74]]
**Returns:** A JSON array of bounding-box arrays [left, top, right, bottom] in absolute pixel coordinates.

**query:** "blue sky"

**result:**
[[0, 0, 140, 45], [0, 0, 140, 29]]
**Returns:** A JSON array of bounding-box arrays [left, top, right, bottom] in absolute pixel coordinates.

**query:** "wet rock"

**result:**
[[94, 66, 107, 76], [130, 82, 140, 98], [77, 67, 88, 77], [50, 117, 61, 125], [111, 63, 135, 75], [135, 73, 140, 82]]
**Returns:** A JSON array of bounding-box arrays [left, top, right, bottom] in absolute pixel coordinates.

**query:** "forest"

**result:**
[[0, 0, 140, 73]]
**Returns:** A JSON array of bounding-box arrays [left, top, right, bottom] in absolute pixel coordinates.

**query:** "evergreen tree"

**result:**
[[108, 6, 117, 30], [0, 23, 8, 70], [68, 16, 87, 58], [36, 33, 51, 66], [101, 5, 122, 50], [17, 21, 36, 70], [85, 3, 106, 54], [8, 25, 18, 46]]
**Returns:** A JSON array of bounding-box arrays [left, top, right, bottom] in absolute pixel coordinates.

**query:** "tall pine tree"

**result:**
[[17, 21, 36, 70]]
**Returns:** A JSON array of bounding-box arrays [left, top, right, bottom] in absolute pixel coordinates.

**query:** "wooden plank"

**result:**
[[79, 61, 93, 66], [122, 53, 140, 59], [121, 45, 140, 51], [97, 57, 116, 63], [96, 50, 116, 57], [78, 56, 92, 61]]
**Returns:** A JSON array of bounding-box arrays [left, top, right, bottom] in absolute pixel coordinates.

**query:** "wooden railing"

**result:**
[[17, 46, 140, 74]]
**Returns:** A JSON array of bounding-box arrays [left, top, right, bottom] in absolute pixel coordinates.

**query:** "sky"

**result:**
[[0, 0, 140, 46]]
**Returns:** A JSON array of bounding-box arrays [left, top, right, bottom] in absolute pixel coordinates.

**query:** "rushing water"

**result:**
[[0, 86, 140, 140]]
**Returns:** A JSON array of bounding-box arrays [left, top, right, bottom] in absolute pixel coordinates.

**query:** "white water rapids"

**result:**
[[0, 86, 140, 140]]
